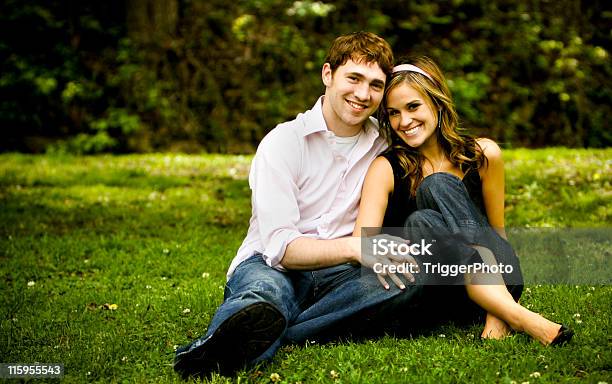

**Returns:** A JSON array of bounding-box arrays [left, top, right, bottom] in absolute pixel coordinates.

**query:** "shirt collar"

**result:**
[[301, 96, 380, 141]]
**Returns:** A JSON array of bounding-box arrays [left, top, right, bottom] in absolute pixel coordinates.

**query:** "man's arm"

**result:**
[[250, 126, 364, 271], [281, 236, 360, 270]]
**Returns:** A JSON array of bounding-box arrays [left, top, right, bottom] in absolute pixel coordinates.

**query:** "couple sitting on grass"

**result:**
[[174, 31, 573, 379]]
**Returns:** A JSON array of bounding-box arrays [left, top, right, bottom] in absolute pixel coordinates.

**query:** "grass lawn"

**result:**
[[0, 149, 610, 383]]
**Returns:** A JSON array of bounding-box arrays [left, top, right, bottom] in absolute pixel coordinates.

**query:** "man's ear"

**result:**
[[322, 63, 333, 87]]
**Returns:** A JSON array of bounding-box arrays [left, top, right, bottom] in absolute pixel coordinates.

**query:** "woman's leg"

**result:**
[[469, 245, 512, 339], [406, 171, 536, 340], [414, 172, 524, 293], [402, 222, 562, 344], [405, 210, 515, 338], [466, 282, 564, 345]]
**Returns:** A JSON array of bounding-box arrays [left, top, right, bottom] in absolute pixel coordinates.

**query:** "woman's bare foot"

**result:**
[[481, 313, 512, 339]]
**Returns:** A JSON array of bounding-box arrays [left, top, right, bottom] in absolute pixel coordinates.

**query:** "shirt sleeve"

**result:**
[[249, 128, 316, 269]]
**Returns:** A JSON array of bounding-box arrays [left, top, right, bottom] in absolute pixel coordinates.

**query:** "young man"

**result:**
[[174, 32, 420, 379]]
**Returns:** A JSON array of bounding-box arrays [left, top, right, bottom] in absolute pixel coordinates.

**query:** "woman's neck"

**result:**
[[419, 139, 445, 163], [419, 140, 447, 174]]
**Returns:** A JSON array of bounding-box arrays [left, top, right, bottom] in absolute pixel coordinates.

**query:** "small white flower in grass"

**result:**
[[525, 288, 531, 293], [202, 272, 210, 278], [590, 286, 596, 291], [530, 372, 541, 378], [400, 367, 408, 373], [439, 334, 446, 338], [146, 285, 152, 289], [573, 313, 581, 318], [597, 381, 608, 384], [163, 248, 170, 254], [269, 372, 281, 382], [173, 345, 179, 351], [182, 308, 191, 314], [27, 281, 35, 287], [121, 356, 128, 362], [521, 381, 530, 384], [330, 370, 339, 379]]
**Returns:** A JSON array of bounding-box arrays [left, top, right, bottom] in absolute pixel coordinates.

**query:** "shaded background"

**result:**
[[1, 0, 610, 154]]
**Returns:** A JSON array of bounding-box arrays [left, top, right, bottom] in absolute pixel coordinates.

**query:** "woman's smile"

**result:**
[[399, 123, 422, 137]]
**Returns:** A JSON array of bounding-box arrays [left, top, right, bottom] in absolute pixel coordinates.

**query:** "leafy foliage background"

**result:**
[[1, 0, 610, 153]]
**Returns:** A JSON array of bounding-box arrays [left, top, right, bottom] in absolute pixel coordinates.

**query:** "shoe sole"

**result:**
[[174, 302, 286, 378]]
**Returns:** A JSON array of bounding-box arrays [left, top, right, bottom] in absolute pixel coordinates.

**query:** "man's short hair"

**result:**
[[324, 31, 394, 76]]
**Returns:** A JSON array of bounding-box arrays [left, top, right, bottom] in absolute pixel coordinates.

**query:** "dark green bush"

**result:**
[[0, 0, 609, 153]]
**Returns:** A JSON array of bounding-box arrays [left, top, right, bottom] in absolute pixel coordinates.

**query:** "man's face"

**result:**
[[322, 59, 386, 135]]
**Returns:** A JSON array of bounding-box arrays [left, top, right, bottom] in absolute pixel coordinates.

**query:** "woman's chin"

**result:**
[[399, 137, 423, 149]]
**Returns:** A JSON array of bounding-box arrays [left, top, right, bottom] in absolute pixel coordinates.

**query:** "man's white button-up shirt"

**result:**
[[227, 97, 387, 279]]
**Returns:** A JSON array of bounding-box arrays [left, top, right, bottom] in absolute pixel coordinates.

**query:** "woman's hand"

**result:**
[[350, 234, 420, 290]]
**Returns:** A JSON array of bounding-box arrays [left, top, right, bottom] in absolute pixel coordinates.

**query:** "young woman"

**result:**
[[353, 56, 572, 345]]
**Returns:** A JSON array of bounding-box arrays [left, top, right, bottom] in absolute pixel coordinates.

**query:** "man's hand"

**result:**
[[350, 234, 420, 290]]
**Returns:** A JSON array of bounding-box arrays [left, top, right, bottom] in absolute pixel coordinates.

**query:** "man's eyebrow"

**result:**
[[345, 72, 385, 85]]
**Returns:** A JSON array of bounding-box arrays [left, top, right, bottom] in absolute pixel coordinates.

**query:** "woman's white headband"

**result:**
[[392, 64, 433, 81]]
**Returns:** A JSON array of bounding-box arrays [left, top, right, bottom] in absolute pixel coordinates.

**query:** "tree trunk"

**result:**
[[126, 0, 178, 44]]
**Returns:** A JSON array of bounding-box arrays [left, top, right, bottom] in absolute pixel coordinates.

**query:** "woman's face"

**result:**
[[385, 82, 438, 149]]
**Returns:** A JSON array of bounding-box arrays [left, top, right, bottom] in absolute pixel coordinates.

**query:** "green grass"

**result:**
[[0, 149, 611, 383]]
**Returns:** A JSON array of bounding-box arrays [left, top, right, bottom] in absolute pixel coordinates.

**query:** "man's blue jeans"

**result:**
[[186, 172, 523, 364]]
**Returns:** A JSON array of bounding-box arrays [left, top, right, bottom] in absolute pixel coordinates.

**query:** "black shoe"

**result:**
[[550, 324, 574, 346], [174, 302, 286, 379]]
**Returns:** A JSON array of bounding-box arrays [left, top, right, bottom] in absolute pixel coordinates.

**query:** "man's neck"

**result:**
[[332, 124, 363, 137]]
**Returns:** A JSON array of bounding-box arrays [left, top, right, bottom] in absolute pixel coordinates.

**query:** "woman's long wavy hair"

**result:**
[[378, 56, 487, 197]]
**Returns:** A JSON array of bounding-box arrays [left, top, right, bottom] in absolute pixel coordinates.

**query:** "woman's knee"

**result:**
[[418, 172, 462, 194], [405, 209, 443, 228]]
